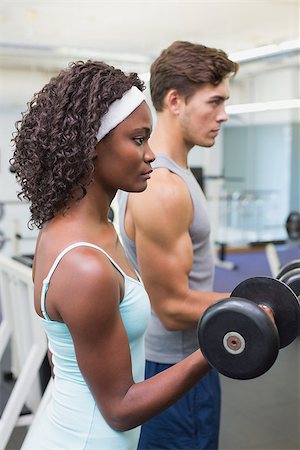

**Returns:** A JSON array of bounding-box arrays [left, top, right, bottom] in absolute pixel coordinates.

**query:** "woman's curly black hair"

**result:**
[[10, 60, 144, 229]]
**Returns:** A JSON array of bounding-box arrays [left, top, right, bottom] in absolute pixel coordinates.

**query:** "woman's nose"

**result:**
[[145, 143, 155, 163]]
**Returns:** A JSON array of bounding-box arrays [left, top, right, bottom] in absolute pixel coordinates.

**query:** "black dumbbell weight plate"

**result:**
[[198, 297, 279, 380], [280, 268, 300, 297], [231, 277, 300, 348], [277, 260, 300, 281]]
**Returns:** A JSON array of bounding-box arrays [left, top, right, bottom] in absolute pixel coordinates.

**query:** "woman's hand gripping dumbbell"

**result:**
[[197, 276, 300, 380]]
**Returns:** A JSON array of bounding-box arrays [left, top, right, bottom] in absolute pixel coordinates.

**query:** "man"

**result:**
[[117, 41, 239, 450]]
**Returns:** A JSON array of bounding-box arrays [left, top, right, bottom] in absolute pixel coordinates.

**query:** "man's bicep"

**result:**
[[128, 173, 194, 317], [134, 221, 193, 308], [130, 173, 192, 248]]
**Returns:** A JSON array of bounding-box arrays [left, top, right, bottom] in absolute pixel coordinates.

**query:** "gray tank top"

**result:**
[[117, 153, 214, 363]]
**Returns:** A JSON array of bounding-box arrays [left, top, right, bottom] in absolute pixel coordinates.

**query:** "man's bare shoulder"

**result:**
[[131, 168, 190, 205], [127, 168, 192, 235]]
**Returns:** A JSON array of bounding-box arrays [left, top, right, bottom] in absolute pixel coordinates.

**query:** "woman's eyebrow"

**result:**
[[132, 127, 152, 135]]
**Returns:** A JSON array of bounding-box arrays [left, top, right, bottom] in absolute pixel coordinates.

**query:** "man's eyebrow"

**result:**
[[209, 95, 230, 101]]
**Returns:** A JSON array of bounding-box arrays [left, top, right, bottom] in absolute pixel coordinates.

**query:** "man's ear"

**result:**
[[164, 89, 184, 115]]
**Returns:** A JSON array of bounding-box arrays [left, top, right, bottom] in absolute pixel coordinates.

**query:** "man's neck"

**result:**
[[149, 113, 190, 169]]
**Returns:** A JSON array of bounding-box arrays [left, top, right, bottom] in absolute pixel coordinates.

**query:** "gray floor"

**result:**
[[2, 337, 299, 449]]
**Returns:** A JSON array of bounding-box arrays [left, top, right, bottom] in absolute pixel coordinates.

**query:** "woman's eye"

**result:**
[[134, 136, 145, 145]]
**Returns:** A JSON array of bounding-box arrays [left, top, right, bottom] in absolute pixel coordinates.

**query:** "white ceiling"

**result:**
[[0, 0, 299, 72]]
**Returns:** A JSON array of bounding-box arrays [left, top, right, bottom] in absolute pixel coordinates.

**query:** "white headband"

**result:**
[[96, 86, 147, 142]]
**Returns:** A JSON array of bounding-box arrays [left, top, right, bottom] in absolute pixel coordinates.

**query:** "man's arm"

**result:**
[[126, 168, 230, 331]]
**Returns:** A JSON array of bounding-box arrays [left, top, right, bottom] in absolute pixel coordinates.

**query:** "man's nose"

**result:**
[[218, 107, 229, 123]]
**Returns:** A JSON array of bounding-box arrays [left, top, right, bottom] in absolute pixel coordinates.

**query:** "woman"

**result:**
[[11, 60, 210, 450]]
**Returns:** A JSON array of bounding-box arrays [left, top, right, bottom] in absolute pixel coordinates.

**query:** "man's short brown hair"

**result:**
[[150, 41, 239, 111]]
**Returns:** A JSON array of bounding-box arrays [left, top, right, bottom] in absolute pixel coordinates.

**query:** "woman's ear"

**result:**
[[93, 143, 99, 159], [94, 139, 105, 157]]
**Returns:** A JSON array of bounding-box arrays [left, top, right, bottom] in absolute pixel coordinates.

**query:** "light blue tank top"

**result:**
[[22, 242, 151, 450], [118, 154, 214, 364]]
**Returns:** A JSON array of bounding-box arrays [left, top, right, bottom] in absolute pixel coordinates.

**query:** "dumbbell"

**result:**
[[286, 211, 300, 241], [276, 259, 300, 297], [197, 276, 300, 380]]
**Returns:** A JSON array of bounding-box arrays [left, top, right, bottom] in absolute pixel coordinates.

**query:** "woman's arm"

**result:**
[[48, 247, 209, 431]]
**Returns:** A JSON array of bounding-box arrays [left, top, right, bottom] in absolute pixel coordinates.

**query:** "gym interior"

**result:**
[[0, 2, 299, 449]]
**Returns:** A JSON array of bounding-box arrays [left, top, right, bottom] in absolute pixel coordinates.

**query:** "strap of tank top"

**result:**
[[41, 241, 128, 320]]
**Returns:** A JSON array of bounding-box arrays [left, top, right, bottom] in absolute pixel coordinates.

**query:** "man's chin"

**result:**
[[197, 139, 215, 148]]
